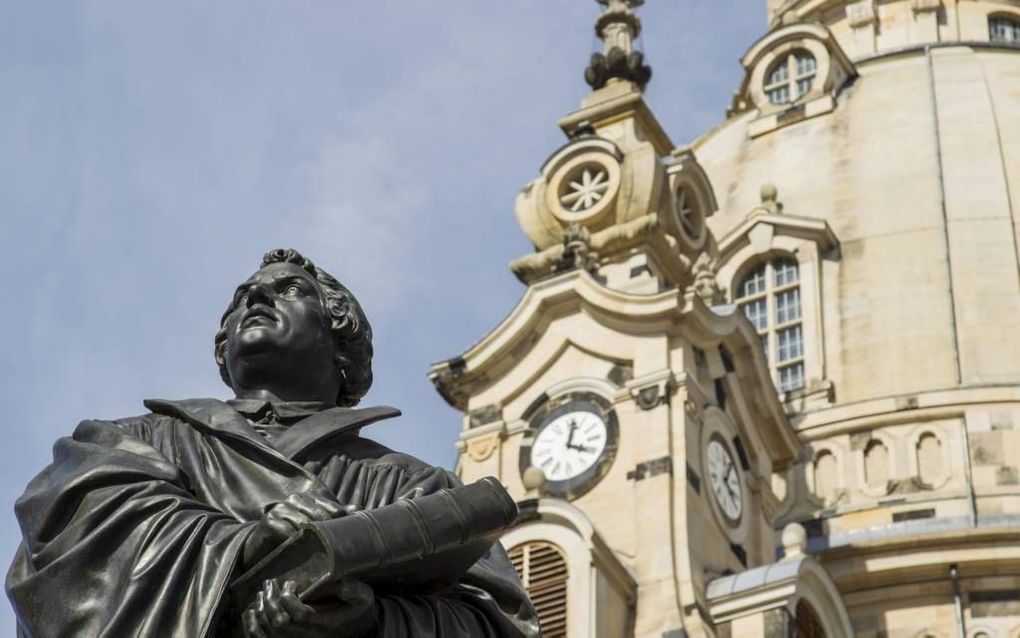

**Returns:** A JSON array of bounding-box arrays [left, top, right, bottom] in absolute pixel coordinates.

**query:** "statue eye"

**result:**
[[283, 284, 303, 298]]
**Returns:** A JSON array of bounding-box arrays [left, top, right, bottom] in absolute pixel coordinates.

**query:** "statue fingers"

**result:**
[[242, 608, 269, 638], [277, 580, 315, 624], [254, 590, 274, 634], [305, 491, 344, 517], [285, 492, 341, 521], [263, 579, 292, 628], [265, 502, 311, 534]]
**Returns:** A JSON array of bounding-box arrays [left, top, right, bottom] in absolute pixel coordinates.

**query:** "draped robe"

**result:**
[[7, 398, 539, 637]]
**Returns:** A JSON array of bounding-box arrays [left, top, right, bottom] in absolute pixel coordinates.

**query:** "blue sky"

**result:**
[[0, 1, 764, 627]]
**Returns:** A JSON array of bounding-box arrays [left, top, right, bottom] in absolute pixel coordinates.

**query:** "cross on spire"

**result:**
[[585, 0, 652, 91]]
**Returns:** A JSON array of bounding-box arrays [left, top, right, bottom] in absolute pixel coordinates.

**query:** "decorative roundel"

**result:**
[[559, 163, 611, 214], [544, 153, 621, 225], [673, 184, 706, 247], [705, 433, 743, 526], [519, 392, 619, 500]]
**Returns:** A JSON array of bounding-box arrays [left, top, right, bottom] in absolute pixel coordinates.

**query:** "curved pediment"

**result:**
[[429, 270, 684, 409], [430, 269, 799, 467]]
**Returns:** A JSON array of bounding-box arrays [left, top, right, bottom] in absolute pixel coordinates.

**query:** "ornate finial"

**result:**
[[781, 522, 808, 558], [752, 182, 783, 217], [522, 467, 548, 499], [585, 0, 652, 91]]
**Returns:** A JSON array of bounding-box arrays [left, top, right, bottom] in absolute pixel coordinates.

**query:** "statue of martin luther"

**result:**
[[7, 248, 539, 637]]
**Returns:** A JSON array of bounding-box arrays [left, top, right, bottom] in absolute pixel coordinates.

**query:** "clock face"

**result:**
[[707, 437, 743, 523], [519, 392, 618, 500], [531, 411, 608, 481]]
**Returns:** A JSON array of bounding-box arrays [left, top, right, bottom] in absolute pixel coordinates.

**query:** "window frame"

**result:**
[[989, 15, 1020, 44], [763, 49, 818, 106], [735, 256, 807, 393], [717, 213, 839, 412]]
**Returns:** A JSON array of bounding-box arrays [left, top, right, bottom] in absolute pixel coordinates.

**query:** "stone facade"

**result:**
[[436, 1, 1020, 636]]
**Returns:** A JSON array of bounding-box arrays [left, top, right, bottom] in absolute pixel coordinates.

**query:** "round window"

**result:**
[[674, 185, 704, 244]]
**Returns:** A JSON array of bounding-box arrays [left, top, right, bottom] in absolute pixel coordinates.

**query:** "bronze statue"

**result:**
[[7, 248, 539, 637]]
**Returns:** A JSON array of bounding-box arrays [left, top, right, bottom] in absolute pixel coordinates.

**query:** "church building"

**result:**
[[431, 0, 1020, 635]]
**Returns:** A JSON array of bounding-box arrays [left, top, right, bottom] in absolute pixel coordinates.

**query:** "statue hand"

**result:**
[[242, 578, 375, 638], [243, 492, 345, 568]]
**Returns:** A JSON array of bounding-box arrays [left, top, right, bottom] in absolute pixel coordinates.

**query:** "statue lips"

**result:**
[[235, 307, 285, 356], [240, 307, 280, 331]]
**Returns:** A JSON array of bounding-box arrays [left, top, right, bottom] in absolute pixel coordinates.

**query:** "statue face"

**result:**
[[222, 262, 332, 381]]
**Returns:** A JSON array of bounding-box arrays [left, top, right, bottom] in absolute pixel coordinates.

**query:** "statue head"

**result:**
[[214, 248, 373, 406]]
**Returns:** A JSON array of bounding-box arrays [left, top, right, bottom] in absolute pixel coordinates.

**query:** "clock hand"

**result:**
[[566, 419, 578, 448], [567, 443, 596, 453]]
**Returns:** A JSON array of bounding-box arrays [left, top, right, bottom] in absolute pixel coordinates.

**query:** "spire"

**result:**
[[584, 0, 652, 92]]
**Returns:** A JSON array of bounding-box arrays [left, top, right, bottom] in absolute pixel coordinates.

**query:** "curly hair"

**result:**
[[213, 248, 373, 407]]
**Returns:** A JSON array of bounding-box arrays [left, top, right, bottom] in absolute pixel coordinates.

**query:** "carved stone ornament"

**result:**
[[586, 0, 651, 90], [585, 48, 652, 91], [636, 386, 661, 410], [687, 253, 724, 306], [467, 432, 503, 463], [545, 153, 621, 225], [553, 223, 599, 275]]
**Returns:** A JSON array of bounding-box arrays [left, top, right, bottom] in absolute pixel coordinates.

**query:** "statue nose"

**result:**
[[246, 282, 274, 308]]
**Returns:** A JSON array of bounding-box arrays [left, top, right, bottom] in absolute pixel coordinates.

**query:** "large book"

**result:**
[[230, 476, 519, 606]]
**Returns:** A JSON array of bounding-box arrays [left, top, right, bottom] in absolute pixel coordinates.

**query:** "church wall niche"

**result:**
[[864, 438, 891, 490]]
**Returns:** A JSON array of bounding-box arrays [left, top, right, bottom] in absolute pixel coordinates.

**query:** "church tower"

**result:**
[[436, 0, 1020, 636], [432, 1, 850, 636]]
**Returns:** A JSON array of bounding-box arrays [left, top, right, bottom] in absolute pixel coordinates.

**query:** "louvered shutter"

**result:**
[[509, 541, 568, 637], [794, 599, 826, 637]]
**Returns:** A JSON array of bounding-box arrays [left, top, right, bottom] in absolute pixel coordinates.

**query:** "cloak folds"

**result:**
[[7, 398, 539, 637]]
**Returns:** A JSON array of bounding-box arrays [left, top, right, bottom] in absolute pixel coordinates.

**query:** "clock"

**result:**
[[519, 392, 618, 500], [532, 410, 607, 481], [706, 434, 743, 524]]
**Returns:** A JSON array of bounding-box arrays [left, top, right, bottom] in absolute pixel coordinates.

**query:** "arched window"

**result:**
[[813, 450, 838, 500], [736, 257, 805, 392], [917, 433, 942, 486], [864, 440, 889, 488], [508, 541, 568, 637], [989, 16, 1020, 43], [764, 50, 817, 105]]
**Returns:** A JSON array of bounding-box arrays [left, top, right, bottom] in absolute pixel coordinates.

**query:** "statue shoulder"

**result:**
[[72, 411, 181, 446]]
